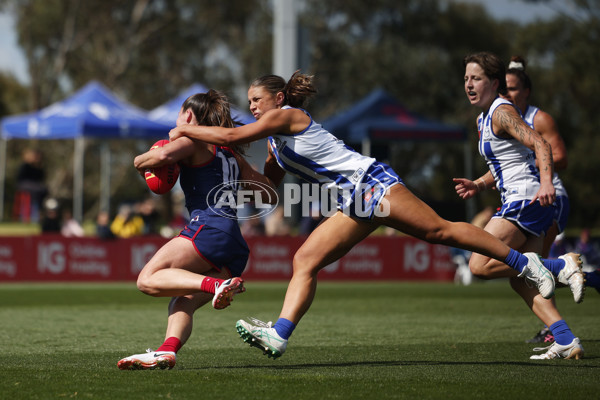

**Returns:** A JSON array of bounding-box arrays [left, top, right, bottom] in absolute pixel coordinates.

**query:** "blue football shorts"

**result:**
[[179, 222, 249, 278], [493, 199, 554, 237]]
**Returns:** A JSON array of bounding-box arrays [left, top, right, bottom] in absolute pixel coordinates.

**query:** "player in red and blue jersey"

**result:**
[[117, 90, 276, 370]]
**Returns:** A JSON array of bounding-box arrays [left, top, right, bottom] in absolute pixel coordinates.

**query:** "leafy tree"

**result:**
[[2, 0, 599, 228], [1, 0, 272, 221], [0, 73, 29, 117], [300, 0, 517, 219], [5, 0, 271, 110], [513, 0, 600, 228]]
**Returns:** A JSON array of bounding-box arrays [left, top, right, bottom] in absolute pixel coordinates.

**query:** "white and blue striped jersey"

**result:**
[[521, 105, 568, 198], [477, 97, 540, 204], [268, 106, 376, 210]]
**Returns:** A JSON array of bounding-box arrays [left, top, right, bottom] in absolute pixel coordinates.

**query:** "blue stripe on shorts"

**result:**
[[493, 200, 554, 237], [553, 195, 570, 234]]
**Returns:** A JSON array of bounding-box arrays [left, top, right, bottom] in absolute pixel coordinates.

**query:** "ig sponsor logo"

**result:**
[[131, 244, 159, 274], [38, 242, 66, 274], [403, 242, 430, 272]]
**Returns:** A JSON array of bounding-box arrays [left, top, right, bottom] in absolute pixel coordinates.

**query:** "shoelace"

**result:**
[[520, 264, 537, 288], [247, 317, 273, 328], [532, 343, 555, 352], [532, 343, 559, 358], [215, 279, 234, 292], [523, 263, 553, 291], [532, 342, 564, 359]]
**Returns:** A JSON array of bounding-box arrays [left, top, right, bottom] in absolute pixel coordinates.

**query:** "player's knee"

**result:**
[[292, 249, 320, 276], [469, 261, 492, 280], [168, 295, 199, 312], [136, 275, 159, 296], [423, 223, 452, 245]]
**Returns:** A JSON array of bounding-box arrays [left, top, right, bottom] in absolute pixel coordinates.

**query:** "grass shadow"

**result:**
[[185, 358, 600, 371]]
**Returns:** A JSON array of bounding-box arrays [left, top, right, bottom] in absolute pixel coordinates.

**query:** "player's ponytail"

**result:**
[[284, 70, 317, 108], [251, 70, 317, 109]]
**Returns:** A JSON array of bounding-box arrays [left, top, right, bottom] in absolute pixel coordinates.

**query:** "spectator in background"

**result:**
[[96, 210, 115, 240], [138, 198, 160, 236], [61, 208, 85, 237], [299, 202, 323, 236], [548, 233, 569, 260], [264, 206, 291, 236], [40, 198, 61, 233], [470, 206, 495, 229], [110, 204, 144, 238], [16, 148, 48, 223], [240, 215, 266, 237], [452, 206, 495, 286], [160, 192, 188, 238], [575, 229, 600, 267], [575, 229, 600, 294]]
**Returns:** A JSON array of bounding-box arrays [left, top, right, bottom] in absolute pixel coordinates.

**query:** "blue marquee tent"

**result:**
[[0, 81, 171, 221], [2, 81, 170, 139], [322, 88, 466, 145], [148, 83, 256, 126]]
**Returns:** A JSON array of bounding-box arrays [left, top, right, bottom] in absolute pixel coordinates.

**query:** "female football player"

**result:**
[[117, 90, 276, 370], [504, 56, 570, 259], [168, 71, 576, 360], [454, 52, 583, 359]]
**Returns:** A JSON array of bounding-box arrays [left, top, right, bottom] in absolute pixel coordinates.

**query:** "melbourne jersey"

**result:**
[[477, 97, 540, 204], [268, 106, 376, 210], [179, 145, 242, 233], [521, 105, 568, 198]]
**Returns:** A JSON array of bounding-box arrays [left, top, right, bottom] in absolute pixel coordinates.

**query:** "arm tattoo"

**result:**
[[495, 106, 554, 174]]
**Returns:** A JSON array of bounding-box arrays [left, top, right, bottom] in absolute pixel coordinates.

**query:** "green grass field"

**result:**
[[0, 281, 598, 399]]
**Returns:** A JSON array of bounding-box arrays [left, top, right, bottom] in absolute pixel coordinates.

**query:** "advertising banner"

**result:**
[[0, 235, 456, 282]]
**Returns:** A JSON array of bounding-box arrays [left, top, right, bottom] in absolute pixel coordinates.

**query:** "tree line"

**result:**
[[0, 0, 598, 230]]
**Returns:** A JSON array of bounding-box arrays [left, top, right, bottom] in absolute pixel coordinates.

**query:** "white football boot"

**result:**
[[212, 277, 245, 310], [117, 349, 176, 370], [557, 253, 585, 303], [519, 253, 555, 299], [236, 317, 287, 359], [530, 337, 584, 360]]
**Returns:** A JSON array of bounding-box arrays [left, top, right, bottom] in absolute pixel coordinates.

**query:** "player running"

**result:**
[[454, 52, 584, 360], [169, 71, 583, 360]]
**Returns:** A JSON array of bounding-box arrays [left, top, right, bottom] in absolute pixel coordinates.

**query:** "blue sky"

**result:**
[[451, 0, 569, 23], [0, 12, 27, 83], [0, 0, 571, 85]]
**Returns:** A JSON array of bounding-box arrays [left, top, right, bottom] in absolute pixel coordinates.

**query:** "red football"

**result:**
[[144, 139, 180, 195]]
